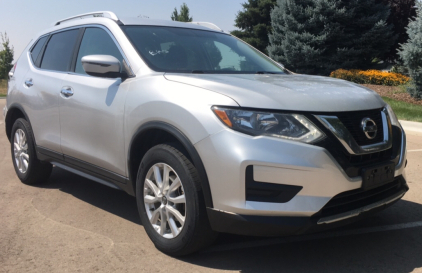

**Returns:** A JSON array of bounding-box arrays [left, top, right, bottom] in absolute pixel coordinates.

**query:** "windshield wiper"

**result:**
[[256, 71, 278, 74], [192, 70, 205, 74]]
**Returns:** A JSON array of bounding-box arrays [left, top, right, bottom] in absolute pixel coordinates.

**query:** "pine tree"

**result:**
[[268, 0, 395, 75], [398, 2, 422, 99], [231, 0, 277, 54], [376, 0, 416, 62], [0, 32, 14, 79], [171, 3, 193, 22]]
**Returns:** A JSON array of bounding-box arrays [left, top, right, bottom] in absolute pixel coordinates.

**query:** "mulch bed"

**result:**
[[362, 84, 422, 106]]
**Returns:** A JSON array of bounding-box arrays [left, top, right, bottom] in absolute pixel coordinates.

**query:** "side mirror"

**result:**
[[81, 55, 125, 78]]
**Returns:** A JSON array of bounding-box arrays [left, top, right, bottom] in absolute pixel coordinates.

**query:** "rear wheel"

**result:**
[[11, 118, 52, 185], [136, 144, 217, 256]]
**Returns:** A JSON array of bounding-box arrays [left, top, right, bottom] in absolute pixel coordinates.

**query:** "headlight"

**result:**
[[212, 106, 325, 143], [385, 104, 400, 127]]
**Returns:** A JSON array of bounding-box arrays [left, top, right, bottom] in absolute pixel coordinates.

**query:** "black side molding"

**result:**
[[36, 146, 134, 195], [245, 166, 303, 203]]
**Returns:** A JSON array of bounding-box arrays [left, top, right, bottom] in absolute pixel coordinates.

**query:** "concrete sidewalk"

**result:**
[[400, 120, 422, 134]]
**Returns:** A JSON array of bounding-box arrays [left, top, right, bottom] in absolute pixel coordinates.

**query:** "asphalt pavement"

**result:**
[[1, 99, 422, 273]]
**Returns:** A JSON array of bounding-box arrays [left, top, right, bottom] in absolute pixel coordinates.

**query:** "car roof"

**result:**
[[48, 11, 224, 34], [118, 18, 223, 33], [31, 12, 227, 48]]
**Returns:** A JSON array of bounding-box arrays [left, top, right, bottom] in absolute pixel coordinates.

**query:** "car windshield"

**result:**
[[121, 25, 286, 74]]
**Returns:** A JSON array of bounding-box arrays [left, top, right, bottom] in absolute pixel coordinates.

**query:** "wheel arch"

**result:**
[[128, 121, 214, 208], [5, 104, 31, 142]]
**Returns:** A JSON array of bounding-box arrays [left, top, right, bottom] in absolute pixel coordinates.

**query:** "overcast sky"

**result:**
[[0, 0, 245, 61]]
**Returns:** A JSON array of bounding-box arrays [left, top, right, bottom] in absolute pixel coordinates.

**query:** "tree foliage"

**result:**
[[171, 3, 193, 22], [376, 0, 417, 61], [231, 0, 277, 54], [0, 32, 14, 79], [267, 0, 395, 76], [398, 2, 422, 99]]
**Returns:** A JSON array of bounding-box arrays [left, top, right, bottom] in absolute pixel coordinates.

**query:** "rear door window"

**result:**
[[74, 28, 123, 75], [40, 29, 79, 72]]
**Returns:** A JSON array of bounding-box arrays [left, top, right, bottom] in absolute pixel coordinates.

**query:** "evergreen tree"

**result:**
[[268, 0, 395, 75], [376, 0, 417, 62], [231, 0, 277, 54], [171, 3, 193, 22], [0, 32, 14, 79], [398, 2, 422, 99]]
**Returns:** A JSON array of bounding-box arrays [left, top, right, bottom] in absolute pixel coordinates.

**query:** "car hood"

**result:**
[[164, 74, 386, 112]]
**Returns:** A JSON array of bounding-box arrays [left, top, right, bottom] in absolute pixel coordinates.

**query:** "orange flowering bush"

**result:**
[[330, 69, 410, 86]]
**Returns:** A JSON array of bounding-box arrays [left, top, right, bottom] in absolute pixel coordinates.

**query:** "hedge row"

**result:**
[[330, 69, 410, 86]]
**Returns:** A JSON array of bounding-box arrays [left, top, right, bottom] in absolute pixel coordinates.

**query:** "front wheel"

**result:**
[[136, 144, 217, 256]]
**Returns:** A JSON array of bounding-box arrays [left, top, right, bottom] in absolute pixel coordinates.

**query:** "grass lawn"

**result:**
[[382, 97, 422, 123], [0, 79, 7, 97]]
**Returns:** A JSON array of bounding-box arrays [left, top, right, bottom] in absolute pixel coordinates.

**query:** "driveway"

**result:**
[[1, 99, 422, 273]]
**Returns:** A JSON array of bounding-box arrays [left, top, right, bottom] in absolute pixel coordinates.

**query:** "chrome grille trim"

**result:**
[[315, 108, 392, 155]]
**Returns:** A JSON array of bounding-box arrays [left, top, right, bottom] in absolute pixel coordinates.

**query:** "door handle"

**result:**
[[24, 79, 33, 87], [60, 87, 74, 98]]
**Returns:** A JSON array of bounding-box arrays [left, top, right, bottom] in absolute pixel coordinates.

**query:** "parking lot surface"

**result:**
[[1, 99, 422, 273]]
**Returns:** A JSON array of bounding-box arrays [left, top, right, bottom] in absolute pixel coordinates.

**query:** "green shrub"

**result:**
[[330, 69, 410, 86]]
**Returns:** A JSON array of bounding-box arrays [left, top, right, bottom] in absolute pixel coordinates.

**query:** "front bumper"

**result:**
[[195, 126, 407, 235], [207, 176, 407, 236]]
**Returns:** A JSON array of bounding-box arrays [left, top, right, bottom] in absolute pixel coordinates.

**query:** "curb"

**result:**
[[400, 120, 422, 134]]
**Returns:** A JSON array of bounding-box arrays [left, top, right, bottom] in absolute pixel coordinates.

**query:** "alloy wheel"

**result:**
[[143, 163, 186, 239], [13, 129, 29, 174]]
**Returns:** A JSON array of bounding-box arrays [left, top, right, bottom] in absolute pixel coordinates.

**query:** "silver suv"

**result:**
[[4, 11, 408, 255]]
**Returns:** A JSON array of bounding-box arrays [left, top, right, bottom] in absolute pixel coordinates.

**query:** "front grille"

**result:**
[[337, 109, 384, 146], [320, 178, 406, 217], [310, 110, 402, 178], [346, 148, 393, 166]]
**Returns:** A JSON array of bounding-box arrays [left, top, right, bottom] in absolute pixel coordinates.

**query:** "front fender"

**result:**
[[124, 75, 239, 207]]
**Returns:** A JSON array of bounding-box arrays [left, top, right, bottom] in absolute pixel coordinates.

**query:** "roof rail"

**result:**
[[189, 22, 223, 32], [53, 11, 119, 26]]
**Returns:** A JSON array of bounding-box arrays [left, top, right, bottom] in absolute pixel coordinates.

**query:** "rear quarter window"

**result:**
[[30, 36, 48, 66]]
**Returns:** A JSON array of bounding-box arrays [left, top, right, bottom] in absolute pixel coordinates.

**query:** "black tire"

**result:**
[[136, 144, 217, 256], [10, 118, 52, 185]]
